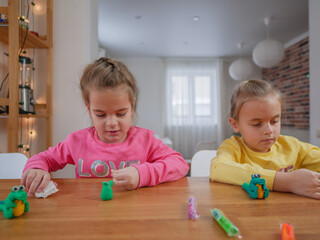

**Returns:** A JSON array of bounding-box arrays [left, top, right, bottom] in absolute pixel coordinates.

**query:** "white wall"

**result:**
[[309, 0, 320, 147], [118, 58, 166, 137], [51, 0, 98, 178], [52, 0, 98, 144]]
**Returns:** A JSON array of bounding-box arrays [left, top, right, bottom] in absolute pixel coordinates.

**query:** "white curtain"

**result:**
[[165, 60, 219, 159]]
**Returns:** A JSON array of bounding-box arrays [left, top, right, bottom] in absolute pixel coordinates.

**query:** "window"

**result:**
[[194, 76, 211, 116], [166, 63, 217, 126], [165, 60, 219, 159]]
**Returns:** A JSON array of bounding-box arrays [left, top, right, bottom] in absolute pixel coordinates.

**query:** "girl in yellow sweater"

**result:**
[[210, 78, 320, 199]]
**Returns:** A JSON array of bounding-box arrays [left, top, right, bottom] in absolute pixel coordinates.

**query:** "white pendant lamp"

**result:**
[[252, 17, 284, 68], [229, 42, 253, 81]]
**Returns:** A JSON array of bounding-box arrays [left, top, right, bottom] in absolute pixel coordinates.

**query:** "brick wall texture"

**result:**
[[262, 37, 309, 130]]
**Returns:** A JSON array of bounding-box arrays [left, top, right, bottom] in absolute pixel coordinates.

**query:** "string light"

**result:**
[[32, 1, 46, 15], [29, 130, 36, 139], [18, 15, 29, 30], [18, 16, 29, 23], [18, 144, 30, 148]]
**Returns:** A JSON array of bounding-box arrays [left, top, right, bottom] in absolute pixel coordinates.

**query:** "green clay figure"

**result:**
[[242, 174, 269, 199], [101, 180, 114, 201], [0, 185, 30, 219]]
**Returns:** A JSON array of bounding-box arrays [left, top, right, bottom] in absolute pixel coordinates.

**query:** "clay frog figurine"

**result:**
[[101, 180, 114, 201], [242, 174, 269, 199], [0, 185, 30, 219]]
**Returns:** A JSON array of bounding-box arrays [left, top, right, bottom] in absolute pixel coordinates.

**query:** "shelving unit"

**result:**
[[0, 0, 52, 153]]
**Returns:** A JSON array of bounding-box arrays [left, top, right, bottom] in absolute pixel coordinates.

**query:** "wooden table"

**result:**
[[1, 177, 320, 239]]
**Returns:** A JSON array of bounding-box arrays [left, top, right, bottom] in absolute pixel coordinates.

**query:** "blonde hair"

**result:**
[[230, 78, 283, 120], [80, 58, 138, 109]]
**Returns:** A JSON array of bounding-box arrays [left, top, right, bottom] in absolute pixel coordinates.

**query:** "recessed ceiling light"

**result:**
[[192, 16, 200, 21]]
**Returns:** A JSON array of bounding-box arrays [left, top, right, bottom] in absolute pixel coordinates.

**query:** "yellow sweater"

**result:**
[[210, 135, 320, 190]]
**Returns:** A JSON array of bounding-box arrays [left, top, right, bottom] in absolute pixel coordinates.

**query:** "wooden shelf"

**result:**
[[34, 103, 47, 110], [0, 6, 50, 48], [0, 25, 50, 49], [0, 6, 8, 14], [0, 98, 9, 106], [0, 113, 47, 118], [2, 0, 53, 152], [0, 99, 46, 109], [0, 103, 47, 118]]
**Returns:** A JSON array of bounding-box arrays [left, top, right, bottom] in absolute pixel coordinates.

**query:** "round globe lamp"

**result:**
[[229, 58, 253, 81], [252, 38, 284, 68]]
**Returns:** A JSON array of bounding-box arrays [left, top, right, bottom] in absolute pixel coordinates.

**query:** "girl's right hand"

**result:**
[[20, 169, 51, 197], [274, 169, 320, 200], [111, 167, 139, 190]]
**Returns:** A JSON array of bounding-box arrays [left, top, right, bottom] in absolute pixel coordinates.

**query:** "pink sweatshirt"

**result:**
[[23, 126, 189, 188]]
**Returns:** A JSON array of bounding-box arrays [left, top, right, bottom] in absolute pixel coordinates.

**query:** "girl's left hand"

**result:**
[[111, 167, 139, 190]]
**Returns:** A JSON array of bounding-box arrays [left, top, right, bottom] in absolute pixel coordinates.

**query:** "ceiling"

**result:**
[[98, 0, 308, 58]]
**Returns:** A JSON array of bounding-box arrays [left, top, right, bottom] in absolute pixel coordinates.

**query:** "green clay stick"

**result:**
[[210, 208, 240, 237]]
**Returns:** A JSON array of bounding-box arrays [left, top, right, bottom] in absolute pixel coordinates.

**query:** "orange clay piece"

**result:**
[[256, 184, 264, 199], [13, 200, 25, 217], [281, 223, 295, 240]]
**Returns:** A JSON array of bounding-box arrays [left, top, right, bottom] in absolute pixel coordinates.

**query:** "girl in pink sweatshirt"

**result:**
[[21, 58, 189, 196]]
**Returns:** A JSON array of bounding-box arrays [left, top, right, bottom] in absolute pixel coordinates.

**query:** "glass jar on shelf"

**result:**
[[19, 56, 35, 114]]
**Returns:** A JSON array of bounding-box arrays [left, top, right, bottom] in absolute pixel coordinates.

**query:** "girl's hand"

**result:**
[[20, 169, 51, 197], [274, 169, 320, 200], [111, 167, 140, 190]]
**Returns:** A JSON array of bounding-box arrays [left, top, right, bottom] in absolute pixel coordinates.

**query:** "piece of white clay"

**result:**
[[35, 180, 59, 198]]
